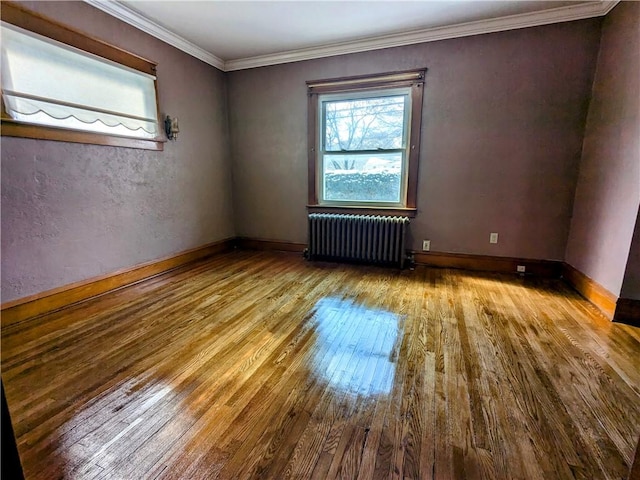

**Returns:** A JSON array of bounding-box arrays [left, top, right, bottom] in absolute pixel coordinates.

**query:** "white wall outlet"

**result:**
[[490, 232, 499, 244], [517, 265, 526, 273], [422, 240, 431, 251]]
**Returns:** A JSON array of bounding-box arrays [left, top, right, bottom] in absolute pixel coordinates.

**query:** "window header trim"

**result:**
[[307, 69, 426, 94]]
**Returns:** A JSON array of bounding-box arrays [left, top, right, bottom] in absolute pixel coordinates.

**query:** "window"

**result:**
[[1, 3, 163, 150], [307, 70, 425, 215]]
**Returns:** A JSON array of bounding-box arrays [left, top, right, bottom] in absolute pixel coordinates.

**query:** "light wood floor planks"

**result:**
[[2, 250, 639, 479]]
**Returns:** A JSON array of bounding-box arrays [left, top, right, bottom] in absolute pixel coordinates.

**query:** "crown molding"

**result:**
[[600, 0, 621, 15], [84, 0, 618, 72], [83, 0, 225, 71], [225, 1, 618, 71]]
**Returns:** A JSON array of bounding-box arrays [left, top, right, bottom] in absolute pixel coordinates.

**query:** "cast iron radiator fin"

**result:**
[[307, 213, 409, 268]]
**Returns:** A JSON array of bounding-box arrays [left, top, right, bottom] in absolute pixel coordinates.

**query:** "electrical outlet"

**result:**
[[517, 265, 526, 273], [422, 240, 431, 251], [490, 232, 498, 244]]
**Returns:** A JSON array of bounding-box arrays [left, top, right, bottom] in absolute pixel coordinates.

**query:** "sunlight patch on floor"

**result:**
[[311, 296, 402, 396]]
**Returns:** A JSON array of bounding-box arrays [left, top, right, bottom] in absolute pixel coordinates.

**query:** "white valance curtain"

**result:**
[[1, 22, 159, 139]]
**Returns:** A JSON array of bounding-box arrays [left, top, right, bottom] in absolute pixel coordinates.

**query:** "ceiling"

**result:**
[[85, 0, 617, 71]]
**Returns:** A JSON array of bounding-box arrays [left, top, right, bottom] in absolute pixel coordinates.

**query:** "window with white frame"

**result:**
[[307, 70, 425, 212], [1, 3, 163, 150]]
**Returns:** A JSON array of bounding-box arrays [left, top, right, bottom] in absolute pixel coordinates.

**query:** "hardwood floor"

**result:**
[[2, 250, 639, 480]]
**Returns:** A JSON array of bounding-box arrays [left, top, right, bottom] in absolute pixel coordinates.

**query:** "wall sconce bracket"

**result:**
[[165, 115, 179, 141]]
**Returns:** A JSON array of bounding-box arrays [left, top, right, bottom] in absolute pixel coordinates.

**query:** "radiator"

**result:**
[[307, 213, 409, 268]]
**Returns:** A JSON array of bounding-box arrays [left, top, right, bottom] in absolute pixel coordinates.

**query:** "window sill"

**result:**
[[1, 119, 165, 151], [307, 205, 417, 218]]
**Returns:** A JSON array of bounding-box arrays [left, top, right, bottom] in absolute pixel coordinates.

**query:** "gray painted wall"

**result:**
[[5, 2, 638, 305], [565, 1, 640, 297], [228, 20, 601, 260], [1, 2, 235, 302]]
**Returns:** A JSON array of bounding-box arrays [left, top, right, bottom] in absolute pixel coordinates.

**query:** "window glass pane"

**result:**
[[1, 23, 158, 138], [323, 153, 402, 203], [324, 95, 406, 152]]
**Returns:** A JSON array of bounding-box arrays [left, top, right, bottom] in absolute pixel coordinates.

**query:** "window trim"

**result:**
[[0, 2, 164, 151], [307, 69, 425, 212]]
